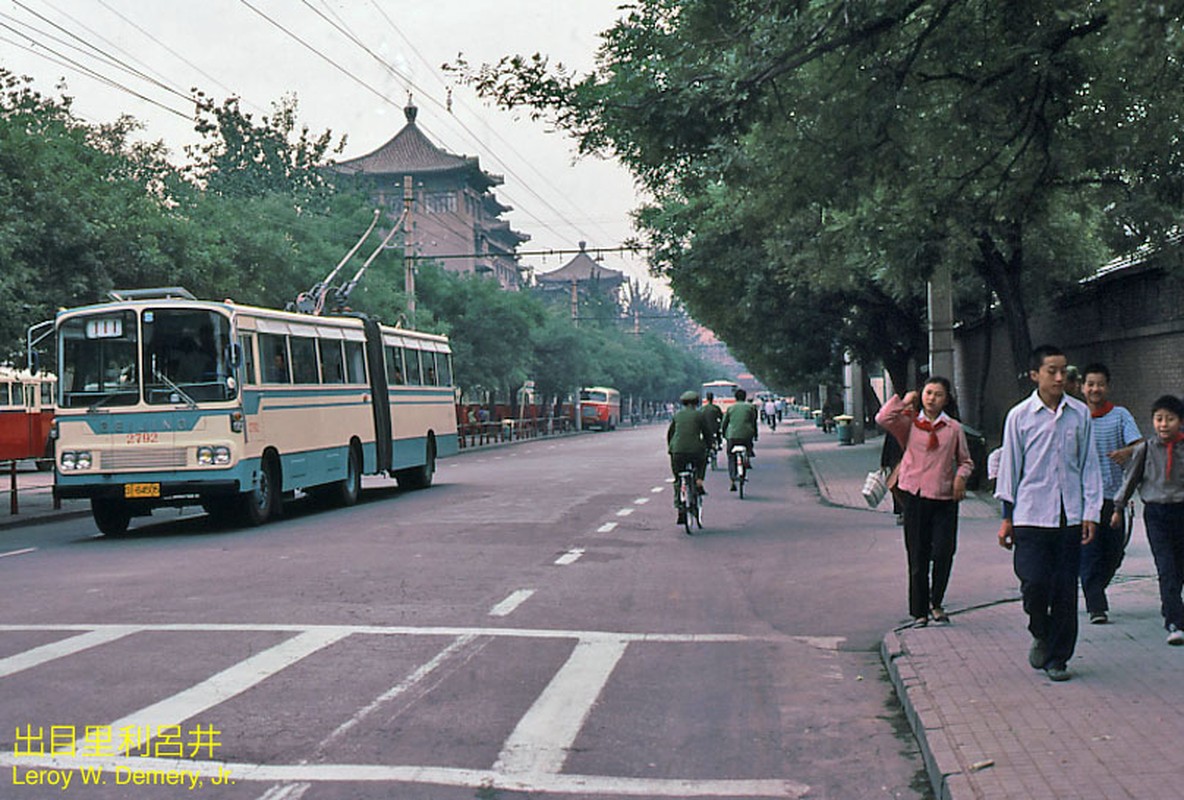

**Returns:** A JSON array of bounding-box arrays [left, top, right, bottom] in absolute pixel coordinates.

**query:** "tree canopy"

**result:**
[[456, 1, 1184, 390]]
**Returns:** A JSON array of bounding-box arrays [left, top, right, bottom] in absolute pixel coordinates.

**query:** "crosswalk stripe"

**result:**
[[0, 627, 139, 679], [90, 629, 349, 752]]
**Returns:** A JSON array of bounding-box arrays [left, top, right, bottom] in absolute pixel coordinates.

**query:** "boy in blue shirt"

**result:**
[[996, 345, 1102, 682]]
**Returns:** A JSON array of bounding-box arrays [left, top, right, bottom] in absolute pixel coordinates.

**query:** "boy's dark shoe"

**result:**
[[1045, 665, 1071, 682], [1028, 638, 1048, 670]]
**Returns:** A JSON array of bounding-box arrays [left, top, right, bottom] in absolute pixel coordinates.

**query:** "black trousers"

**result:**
[[1014, 524, 1082, 669], [900, 491, 958, 619], [1080, 499, 1123, 614]]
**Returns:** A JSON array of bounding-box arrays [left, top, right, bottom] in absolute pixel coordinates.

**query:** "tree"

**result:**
[[457, 1, 1184, 388]]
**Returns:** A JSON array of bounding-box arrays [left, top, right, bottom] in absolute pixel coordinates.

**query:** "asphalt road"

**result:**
[[0, 422, 1016, 800]]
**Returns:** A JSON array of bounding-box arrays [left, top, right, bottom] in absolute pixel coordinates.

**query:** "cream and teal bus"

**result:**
[[53, 288, 457, 535]]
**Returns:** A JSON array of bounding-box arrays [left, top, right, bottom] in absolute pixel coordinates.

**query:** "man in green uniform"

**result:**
[[701, 391, 724, 454], [721, 388, 759, 491], [667, 390, 712, 525]]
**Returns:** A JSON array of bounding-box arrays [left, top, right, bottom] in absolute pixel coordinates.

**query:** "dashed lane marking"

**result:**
[[597, 522, 618, 533], [615, 508, 634, 517], [633, 497, 650, 505], [650, 486, 664, 493], [0, 547, 36, 559], [489, 589, 536, 617], [554, 548, 585, 566]]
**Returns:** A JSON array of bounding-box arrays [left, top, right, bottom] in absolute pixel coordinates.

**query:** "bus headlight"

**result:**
[[60, 450, 92, 470], [197, 446, 231, 466]]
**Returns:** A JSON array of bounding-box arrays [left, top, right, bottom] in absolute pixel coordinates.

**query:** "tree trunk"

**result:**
[[974, 227, 1032, 391]]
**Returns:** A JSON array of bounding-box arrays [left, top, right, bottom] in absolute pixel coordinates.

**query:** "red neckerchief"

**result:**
[[1166, 432, 1184, 480], [913, 415, 947, 451], [1091, 401, 1115, 418]]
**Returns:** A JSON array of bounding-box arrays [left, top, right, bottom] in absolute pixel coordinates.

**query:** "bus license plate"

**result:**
[[124, 483, 160, 499]]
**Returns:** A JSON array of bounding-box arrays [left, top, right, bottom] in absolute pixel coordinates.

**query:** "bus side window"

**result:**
[[319, 339, 345, 384], [40, 382, 53, 405], [260, 333, 290, 384], [437, 353, 453, 387], [423, 352, 438, 386], [404, 348, 422, 385], [240, 335, 257, 385], [289, 338, 319, 385], [384, 347, 403, 385], [0, 382, 10, 406], [345, 341, 366, 384]]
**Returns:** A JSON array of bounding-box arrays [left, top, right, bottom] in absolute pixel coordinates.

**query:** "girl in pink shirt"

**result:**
[[875, 377, 975, 626]]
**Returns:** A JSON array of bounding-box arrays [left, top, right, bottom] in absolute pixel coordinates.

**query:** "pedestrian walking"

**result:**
[[1079, 363, 1143, 624], [995, 345, 1102, 682], [875, 378, 974, 627], [1112, 394, 1184, 645]]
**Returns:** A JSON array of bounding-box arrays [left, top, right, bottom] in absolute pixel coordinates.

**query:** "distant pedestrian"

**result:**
[[1079, 363, 1143, 624], [995, 344, 1102, 682], [1112, 394, 1184, 645], [1064, 364, 1084, 401], [875, 378, 974, 627]]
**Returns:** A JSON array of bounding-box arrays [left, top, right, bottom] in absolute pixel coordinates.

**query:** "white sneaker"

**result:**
[[1167, 625, 1184, 646]]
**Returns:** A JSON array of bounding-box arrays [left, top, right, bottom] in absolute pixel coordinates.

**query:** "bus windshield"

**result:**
[[579, 390, 608, 403], [60, 308, 236, 409]]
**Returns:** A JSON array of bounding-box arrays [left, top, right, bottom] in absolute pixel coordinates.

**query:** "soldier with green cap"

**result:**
[[667, 390, 712, 525]]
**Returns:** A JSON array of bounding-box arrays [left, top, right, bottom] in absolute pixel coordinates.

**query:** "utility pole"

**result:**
[[403, 175, 416, 326], [928, 262, 955, 380]]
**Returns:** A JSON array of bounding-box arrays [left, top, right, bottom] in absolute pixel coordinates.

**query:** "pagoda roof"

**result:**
[[536, 244, 625, 286], [333, 105, 501, 188]]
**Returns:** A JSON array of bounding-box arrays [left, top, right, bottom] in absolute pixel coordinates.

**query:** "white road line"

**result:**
[[554, 548, 585, 566], [489, 589, 535, 617], [495, 637, 628, 776], [92, 629, 349, 752], [633, 497, 649, 505], [615, 508, 634, 517], [319, 634, 477, 749], [650, 486, 664, 494], [0, 623, 816, 645], [256, 782, 312, 800], [0, 547, 36, 559], [0, 753, 809, 797], [0, 627, 140, 679], [596, 522, 618, 533]]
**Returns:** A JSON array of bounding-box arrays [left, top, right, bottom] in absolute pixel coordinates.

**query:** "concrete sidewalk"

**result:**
[[792, 417, 1179, 800]]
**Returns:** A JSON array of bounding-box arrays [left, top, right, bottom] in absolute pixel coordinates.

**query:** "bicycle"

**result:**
[[708, 437, 722, 471], [731, 444, 750, 499], [677, 464, 703, 534]]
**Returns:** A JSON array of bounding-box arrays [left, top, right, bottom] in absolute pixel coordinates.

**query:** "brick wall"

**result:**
[[954, 261, 1184, 445]]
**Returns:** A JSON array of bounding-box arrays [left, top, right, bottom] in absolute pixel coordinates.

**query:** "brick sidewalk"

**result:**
[[791, 416, 1178, 800]]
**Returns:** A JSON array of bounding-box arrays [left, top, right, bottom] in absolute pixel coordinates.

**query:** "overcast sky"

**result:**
[[1, 1, 657, 289]]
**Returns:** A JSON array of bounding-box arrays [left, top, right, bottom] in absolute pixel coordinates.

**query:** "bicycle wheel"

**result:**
[[682, 473, 695, 535], [737, 458, 746, 499], [694, 489, 704, 529]]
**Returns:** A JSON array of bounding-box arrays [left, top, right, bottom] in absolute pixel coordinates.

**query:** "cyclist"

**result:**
[[667, 390, 712, 525], [722, 388, 760, 492], [701, 391, 725, 461]]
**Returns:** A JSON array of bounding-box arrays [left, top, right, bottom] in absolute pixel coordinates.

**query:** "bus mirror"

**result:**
[[28, 352, 39, 374], [227, 343, 242, 369]]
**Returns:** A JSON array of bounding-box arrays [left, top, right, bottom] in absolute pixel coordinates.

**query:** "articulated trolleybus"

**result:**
[[54, 287, 457, 536]]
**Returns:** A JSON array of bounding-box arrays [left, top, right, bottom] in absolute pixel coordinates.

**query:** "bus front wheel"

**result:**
[[334, 444, 362, 507], [239, 458, 277, 526], [91, 498, 131, 537]]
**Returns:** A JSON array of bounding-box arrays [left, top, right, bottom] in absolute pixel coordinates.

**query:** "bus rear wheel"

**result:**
[[91, 498, 131, 537], [396, 440, 435, 490]]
